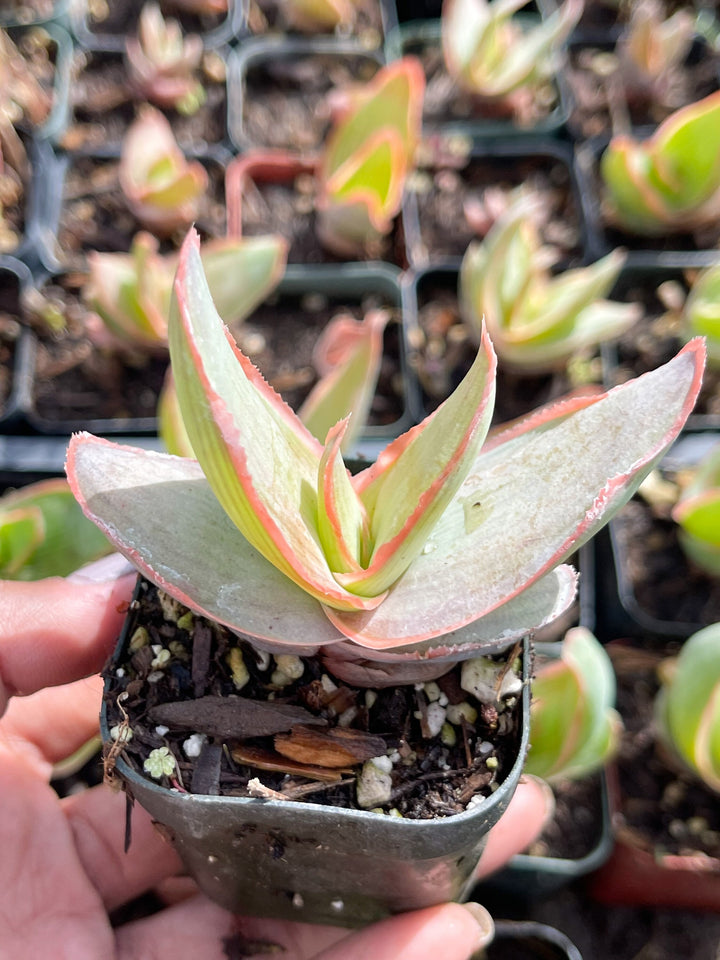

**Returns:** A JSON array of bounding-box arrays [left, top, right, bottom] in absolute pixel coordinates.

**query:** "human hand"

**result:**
[[0, 558, 554, 960]]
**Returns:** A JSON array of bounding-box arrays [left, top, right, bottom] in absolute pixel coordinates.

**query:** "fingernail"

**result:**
[[522, 773, 556, 828], [67, 553, 136, 584], [460, 901, 494, 951]]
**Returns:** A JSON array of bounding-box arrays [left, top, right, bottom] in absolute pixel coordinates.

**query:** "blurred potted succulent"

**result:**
[[565, 0, 705, 140], [119, 104, 209, 235], [0, 476, 112, 578], [671, 439, 720, 578], [581, 90, 720, 257], [458, 194, 640, 373], [589, 624, 720, 911], [385, 0, 581, 137], [24, 230, 286, 433], [479, 627, 619, 900], [225, 55, 424, 263], [124, 1, 207, 115], [64, 227, 704, 924], [245, 0, 385, 40]]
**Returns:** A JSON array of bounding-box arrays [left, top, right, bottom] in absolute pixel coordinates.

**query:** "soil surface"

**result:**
[[104, 578, 525, 818], [233, 52, 380, 152], [55, 153, 226, 269], [601, 271, 720, 420], [81, 0, 229, 39], [406, 152, 584, 266], [408, 274, 601, 424], [566, 38, 720, 140], [63, 48, 228, 153], [24, 272, 168, 427], [0, 274, 23, 418]]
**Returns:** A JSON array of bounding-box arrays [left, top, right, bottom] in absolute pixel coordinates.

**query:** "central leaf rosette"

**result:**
[[171, 231, 497, 612]]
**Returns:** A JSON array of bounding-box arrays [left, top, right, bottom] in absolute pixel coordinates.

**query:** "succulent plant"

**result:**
[[441, 0, 582, 104], [680, 263, 720, 368], [459, 196, 640, 372], [125, 2, 206, 115], [616, 0, 695, 101], [524, 627, 622, 782], [67, 229, 704, 681], [0, 478, 112, 580], [316, 57, 425, 258], [119, 105, 208, 235], [671, 441, 720, 577], [161, 306, 388, 458], [163, 0, 228, 12], [656, 622, 720, 793], [601, 90, 720, 236], [83, 231, 287, 352]]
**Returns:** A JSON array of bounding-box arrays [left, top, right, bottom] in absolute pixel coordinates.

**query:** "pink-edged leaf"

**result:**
[[66, 434, 346, 647], [327, 340, 705, 648], [336, 326, 496, 598], [169, 229, 380, 612], [299, 308, 390, 453], [316, 418, 370, 574]]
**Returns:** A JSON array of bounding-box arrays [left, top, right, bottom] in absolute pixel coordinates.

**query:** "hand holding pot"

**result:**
[[0, 557, 554, 960]]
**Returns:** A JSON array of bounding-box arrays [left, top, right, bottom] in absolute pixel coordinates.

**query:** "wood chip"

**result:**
[[148, 695, 325, 739], [190, 742, 222, 796], [231, 743, 345, 782], [191, 622, 213, 697], [274, 724, 387, 768]]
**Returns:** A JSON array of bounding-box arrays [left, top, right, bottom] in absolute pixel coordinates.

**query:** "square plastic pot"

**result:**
[[0, 256, 36, 433], [384, 18, 572, 141], [101, 588, 531, 927], [226, 35, 383, 153], [68, 0, 243, 52]]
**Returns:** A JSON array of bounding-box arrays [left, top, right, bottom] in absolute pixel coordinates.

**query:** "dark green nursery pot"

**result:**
[[101, 599, 530, 928]]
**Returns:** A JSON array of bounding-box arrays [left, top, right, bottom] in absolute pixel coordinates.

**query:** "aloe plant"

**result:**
[[441, 0, 582, 105], [66, 228, 705, 677], [656, 622, 720, 793], [524, 628, 622, 782], [601, 91, 720, 236], [459, 198, 640, 372], [671, 442, 720, 577], [125, 2, 206, 115], [119, 105, 208, 235], [681, 263, 720, 368], [0, 478, 112, 580], [316, 57, 424, 258], [84, 231, 287, 351]]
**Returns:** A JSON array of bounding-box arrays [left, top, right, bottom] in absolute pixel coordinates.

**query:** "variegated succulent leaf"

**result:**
[[67, 229, 705, 658], [460, 200, 639, 371], [119, 106, 208, 235], [672, 441, 720, 576], [317, 58, 425, 257], [656, 622, 720, 793], [683, 263, 720, 367], [602, 91, 720, 235], [125, 2, 205, 113], [442, 0, 582, 98], [0, 478, 112, 580], [524, 627, 622, 781], [84, 232, 287, 352]]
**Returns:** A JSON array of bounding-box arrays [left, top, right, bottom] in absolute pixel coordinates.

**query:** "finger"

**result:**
[[0, 572, 135, 712], [475, 774, 555, 879], [63, 782, 182, 913], [115, 897, 493, 960], [0, 675, 103, 775]]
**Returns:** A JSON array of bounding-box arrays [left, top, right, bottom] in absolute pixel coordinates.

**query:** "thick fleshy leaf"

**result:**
[[672, 441, 720, 575], [284, 0, 356, 30], [326, 340, 705, 647], [0, 478, 112, 580], [317, 419, 369, 574], [169, 229, 378, 612], [659, 623, 720, 792], [298, 309, 390, 453], [338, 324, 496, 597], [66, 436, 347, 647], [525, 627, 621, 781]]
